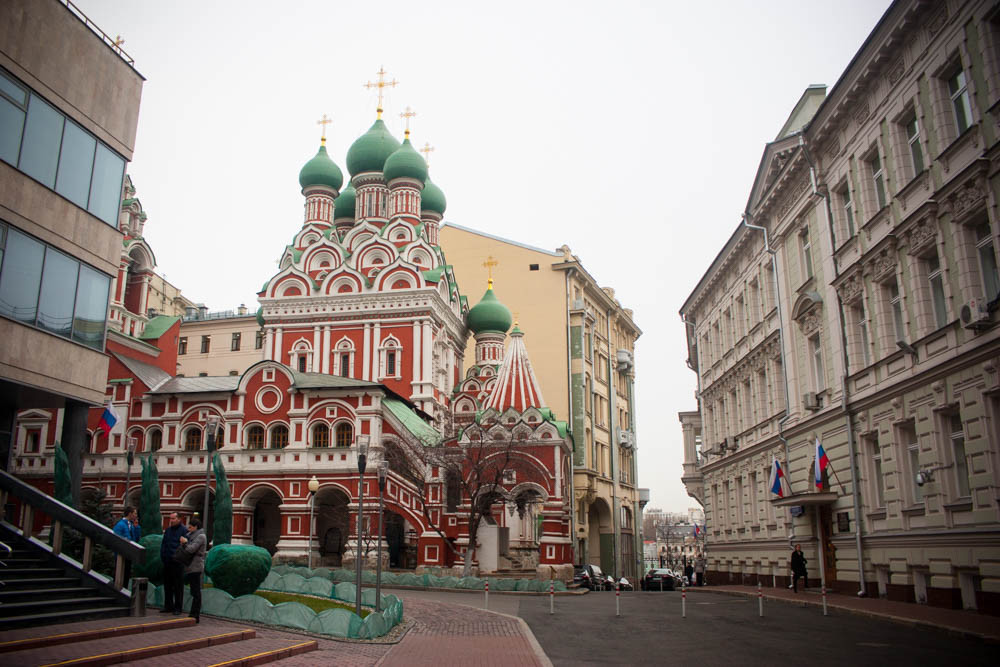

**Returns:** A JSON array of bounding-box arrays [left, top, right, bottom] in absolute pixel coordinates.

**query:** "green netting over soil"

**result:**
[[272, 565, 567, 592]]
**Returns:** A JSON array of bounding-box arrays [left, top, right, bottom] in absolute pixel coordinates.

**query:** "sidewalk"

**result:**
[[704, 585, 1000, 642]]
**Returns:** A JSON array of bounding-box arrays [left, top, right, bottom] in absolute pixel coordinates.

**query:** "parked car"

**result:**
[[573, 564, 611, 591], [616, 576, 634, 591], [642, 568, 677, 591]]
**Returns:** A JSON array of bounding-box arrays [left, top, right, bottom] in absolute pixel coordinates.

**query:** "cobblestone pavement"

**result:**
[[518, 588, 996, 667]]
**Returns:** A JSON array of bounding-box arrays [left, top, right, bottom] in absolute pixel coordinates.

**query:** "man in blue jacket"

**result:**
[[160, 512, 188, 614], [113, 506, 140, 586]]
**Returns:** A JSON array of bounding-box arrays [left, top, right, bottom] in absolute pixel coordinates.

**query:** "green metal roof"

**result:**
[[139, 315, 180, 340], [289, 371, 376, 389], [384, 397, 442, 447], [422, 267, 445, 283]]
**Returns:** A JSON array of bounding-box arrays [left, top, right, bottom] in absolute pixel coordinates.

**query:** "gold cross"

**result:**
[[316, 113, 332, 143], [113, 35, 125, 48], [400, 106, 417, 137], [420, 142, 434, 168], [483, 256, 498, 288], [364, 66, 398, 118]]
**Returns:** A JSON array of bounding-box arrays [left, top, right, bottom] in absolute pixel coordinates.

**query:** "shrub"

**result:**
[[205, 544, 272, 597], [134, 534, 164, 585]]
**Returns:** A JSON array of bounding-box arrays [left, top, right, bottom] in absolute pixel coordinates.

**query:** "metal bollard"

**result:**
[[758, 581, 763, 617], [822, 586, 828, 616], [130, 577, 148, 617], [682, 585, 686, 618], [549, 581, 554, 615], [616, 581, 621, 617], [484, 580, 489, 610]]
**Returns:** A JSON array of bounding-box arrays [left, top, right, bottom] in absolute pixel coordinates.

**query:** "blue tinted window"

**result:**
[[0, 71, 26, 106], [73, 264, 110, 349], [0, 228, 44, 324], [88, 143, 124, 226], [0, 97, 25, 165], [19, 95, 63, 188], [55, 120, 96, 209], [37, 247, 79, 337]]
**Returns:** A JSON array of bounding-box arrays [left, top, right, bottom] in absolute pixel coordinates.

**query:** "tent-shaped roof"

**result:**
[[485, 326, 546, 412]]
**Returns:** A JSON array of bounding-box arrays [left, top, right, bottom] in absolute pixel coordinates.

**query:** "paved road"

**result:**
[[517, 589, 996, 667]]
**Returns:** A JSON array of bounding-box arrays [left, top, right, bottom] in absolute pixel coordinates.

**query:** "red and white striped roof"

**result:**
[[486, 327, 546, 412]]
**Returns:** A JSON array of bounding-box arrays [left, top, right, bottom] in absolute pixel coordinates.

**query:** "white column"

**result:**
[[412, 320, 421, 381], [363, 323, 372, 381], [321, 326, 331, 374], [312, 326, 321, 372], [265, 328, 274, 361], [421, 320, 433, 384], [372, 321, 381, 378], [274, 328, 283, 365], [139, 274, 150, 316]]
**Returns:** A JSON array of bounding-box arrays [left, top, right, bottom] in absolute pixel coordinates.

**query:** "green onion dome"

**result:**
[[421, 175, 447, 215], [334, 183, 356, 219], [298, 142, 343, 191], [383, 136, 428, 185], [256, 306, 265, 328], [346, 118, 401, 176], [467, 284, 512, 335]]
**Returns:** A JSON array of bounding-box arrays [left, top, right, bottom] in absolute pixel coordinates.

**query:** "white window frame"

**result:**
[[870, 151, 887, 211], [800, 227, 814, 280], [947, 65, 973, 135], [974, 222, 1000, 300], [809, 333, 825, 393], [926, 253, 948, 329], [904, 113, 924, 176], [949, 414, 970, 498]]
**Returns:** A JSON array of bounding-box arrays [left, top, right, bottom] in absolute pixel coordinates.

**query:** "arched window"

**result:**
[[312, 423, 330, 448], [148, 428, 162, 452], [85, 432, 93, 454], [270, 424, 289, 449], [245, 425, 264, 449], [378, 337, 401, 379], [184, 427, 203, 451], [335, 422, 353, 448]]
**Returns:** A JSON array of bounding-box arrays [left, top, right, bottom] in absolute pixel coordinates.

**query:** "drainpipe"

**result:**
[[629, 374, 641, 579], [800, 136, 867, 597], [606, 307, 619, 578], [565, 269, 578, 565], [740, 215, 792, 470]]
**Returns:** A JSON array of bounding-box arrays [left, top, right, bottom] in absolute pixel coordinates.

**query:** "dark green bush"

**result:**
[[134, 534, 164, 585], [205, 544, 272, 597]]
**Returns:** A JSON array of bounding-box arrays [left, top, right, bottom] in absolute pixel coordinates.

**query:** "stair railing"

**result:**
[[0, 469, 145, 592]]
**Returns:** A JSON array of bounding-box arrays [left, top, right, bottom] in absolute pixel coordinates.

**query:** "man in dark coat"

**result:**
[[790, 544, 808, 593], [160, 512, 188, 614]]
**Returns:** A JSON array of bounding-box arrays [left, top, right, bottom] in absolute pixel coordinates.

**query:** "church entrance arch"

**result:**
[[315, 487, 350, 567], [246, 489, 282, 555]]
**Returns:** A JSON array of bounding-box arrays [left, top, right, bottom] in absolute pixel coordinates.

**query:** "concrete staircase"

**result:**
[[0, 527, 130, 630]]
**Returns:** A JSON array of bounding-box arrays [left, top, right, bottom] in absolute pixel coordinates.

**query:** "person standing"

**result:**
[[694, 555, 705, 586], [160, 512, 188, 614], [178, 517, 207, 623], [113, 506, 141, 585], [790, 544, 808, 593]]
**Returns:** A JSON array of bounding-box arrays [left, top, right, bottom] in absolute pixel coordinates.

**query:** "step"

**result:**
[[0, 576, 81, 589], [0, 567, 65, 578], [0, 557, 47, 567], [25, 628, 257, 666], [0, 586, 98, 602], [139, 638, 319, 667], [0, 617, 194, 654], [0, 595, 118, 616], [0, 606, 129, 631]]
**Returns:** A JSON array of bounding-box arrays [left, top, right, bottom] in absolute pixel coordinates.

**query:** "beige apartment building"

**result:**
[[175, 309, 264, 377], [441, 223, 645, 579], [680, 0, 1000, 615], [0, 0, 143, 480]]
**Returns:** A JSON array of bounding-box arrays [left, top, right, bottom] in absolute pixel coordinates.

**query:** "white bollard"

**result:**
[[822, 586, 828, 616], [616, 581, 621, 617], [758, 582, 763, 617], [485, 580, 489, 610], [682, 585, 686, 618], [549, 581, 554, 615]]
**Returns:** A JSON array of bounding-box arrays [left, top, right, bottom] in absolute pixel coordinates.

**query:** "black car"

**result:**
[[642, 568, 677, 591], [573, 564, 612, 591]]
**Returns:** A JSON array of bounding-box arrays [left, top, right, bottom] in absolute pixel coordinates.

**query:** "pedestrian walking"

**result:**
[[159, 512, 188, 614], [694, 556, 705, 586], [178, 517, 207, 623], [790, 544, 808, 593], [684, 562, 694, 587], [113, 506, 141, 584]]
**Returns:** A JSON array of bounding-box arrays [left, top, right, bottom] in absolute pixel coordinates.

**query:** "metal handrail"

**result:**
[[0, 468, 144, 590], [59, 0, 137, 67]]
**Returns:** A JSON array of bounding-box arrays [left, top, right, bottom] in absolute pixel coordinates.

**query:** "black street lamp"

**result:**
[[125, 436, 136, 505], [308, 476, 319, 570], [354, 434, 369, 617], [375, 460, 387, 612]]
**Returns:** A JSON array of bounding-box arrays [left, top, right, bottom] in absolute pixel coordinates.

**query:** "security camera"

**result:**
[[915, 470, 931, 487]]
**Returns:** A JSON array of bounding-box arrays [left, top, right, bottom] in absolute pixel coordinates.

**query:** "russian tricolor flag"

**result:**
[[814, 438, 830, 489], [769, 459, 785, 497], [97, 401, 118, 435]]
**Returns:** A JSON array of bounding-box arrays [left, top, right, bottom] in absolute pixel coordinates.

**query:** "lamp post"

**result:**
[[354, 434, 370, 617], [375, 460, 387, 612], [125, 436, 136, 506], [308, 476, 319, 571], [203, 415, 220, 537]]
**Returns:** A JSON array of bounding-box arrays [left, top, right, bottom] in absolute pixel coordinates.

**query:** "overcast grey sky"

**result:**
[[76, 0, 893, 513]]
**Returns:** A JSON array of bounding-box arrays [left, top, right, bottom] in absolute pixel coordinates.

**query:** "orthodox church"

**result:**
[[13, 94, 575, 579]]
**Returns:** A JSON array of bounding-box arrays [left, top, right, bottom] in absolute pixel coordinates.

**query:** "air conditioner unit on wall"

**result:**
[[960, 296, 992, 330], [618, 429, 630, 447], [803, 392, 820, 411]]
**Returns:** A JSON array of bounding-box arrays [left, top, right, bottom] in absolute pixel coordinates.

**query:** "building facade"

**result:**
[[0, 0, 143, 483], [681, 0, 1000, 615], [440, 224, 645, 579]]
